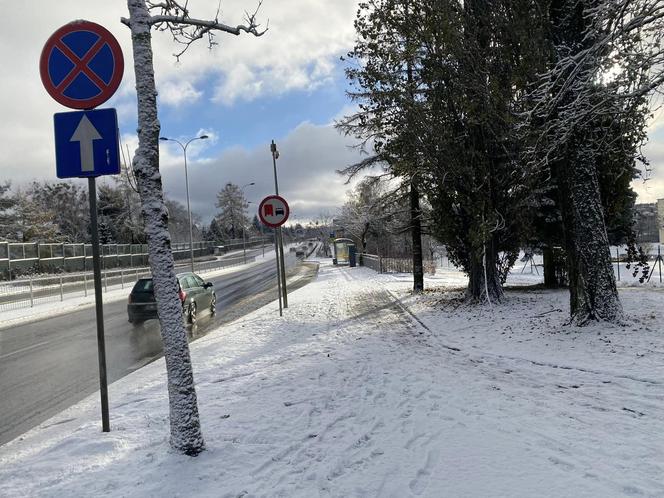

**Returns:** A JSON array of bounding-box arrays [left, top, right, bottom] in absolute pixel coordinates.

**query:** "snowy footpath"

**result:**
[[0, 259, 663, 497]]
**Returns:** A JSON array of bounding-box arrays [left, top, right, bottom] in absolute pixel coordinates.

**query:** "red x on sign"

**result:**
[[40, 20, 124, 109]]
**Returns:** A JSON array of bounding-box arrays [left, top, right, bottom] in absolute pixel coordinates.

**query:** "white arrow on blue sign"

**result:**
[[53, 108, 121, 178]]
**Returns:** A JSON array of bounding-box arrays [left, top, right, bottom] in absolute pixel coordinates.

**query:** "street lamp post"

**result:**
[[248, 201, 265, 257], [159, 134, 208, 273], [271, 140, 288, 308], [240, 182, 255, 264]]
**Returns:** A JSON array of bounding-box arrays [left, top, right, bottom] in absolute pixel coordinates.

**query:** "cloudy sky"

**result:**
[[1, 0, 365, 226], [1, 0, 663, 228]]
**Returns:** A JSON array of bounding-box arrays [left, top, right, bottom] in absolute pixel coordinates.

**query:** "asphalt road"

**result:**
[[0, 251, 318, 446]]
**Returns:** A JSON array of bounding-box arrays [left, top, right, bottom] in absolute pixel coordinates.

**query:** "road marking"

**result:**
[[0, 340, 53, 360]]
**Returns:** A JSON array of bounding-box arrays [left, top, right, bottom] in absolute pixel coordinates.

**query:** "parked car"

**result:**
[[127, 272, 216, 325]]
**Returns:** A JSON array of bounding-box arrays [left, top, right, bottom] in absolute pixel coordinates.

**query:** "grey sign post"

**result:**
[[41, 20, 124, 433], [52, 109, 121, 434], [258, 193, 290, 317], [270, 141, 288, 308], [88, 177, 110, 432]]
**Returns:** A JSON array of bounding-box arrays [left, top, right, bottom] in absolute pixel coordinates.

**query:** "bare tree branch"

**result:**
[[121, 0, 267, 61]]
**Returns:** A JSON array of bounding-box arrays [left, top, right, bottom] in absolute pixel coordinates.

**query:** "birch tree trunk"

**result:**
[[126, 0, 205, 456]]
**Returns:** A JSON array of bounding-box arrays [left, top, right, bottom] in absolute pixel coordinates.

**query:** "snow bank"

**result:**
[[0, 260, 662, 497]]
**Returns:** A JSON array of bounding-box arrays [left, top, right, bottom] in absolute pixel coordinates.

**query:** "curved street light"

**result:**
[[240, 182, 255, 263], [159, 134, 208, 272], [247, 200, 266, 257]]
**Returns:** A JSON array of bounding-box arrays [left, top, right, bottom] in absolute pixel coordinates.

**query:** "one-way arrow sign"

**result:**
[[53, 108, 120, 178], [71, 115, 102, 172]]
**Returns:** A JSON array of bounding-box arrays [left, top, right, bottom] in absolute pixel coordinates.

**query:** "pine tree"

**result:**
[[214, 183, 249, 241], [28, 181, 89, 242], [522, 0, 660, 324], [0, 182, 17, 240], [341, 0, 548, 301]]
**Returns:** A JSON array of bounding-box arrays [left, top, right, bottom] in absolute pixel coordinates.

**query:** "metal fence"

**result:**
[[0, 237, 270, 280], [360, 254, 436, 274], [0, 252, 257, 312]]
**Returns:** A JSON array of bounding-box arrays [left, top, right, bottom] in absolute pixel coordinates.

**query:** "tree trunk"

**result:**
[[542, 246, 558, 288], [556, 146, 623, 325], [410, 179, 424, 292], [127, 0, 205, 456], [467, 235, 503, 302]]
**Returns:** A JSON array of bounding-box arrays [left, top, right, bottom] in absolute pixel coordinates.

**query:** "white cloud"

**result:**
[[212, 63, 264, 105], [633, 137, 664, 203], [648, 106, 664, 134], [158, 81, 202, 107], [2, 0, 662, 215], [0, 0, 360, 184], [159, 121, 366, 224]]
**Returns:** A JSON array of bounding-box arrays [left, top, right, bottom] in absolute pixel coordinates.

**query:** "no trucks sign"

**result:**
[[258, 195, 290, 228]]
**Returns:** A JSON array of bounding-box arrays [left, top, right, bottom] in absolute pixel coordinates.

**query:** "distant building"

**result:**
[[659, 199, 664, 243], [634, 203, 659, 243]]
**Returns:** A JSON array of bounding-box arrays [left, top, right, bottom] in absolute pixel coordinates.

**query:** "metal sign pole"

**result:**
[[259, 191, 290, 315], [277, 227, 288, 308], [88, 177, 110, 432], [270, 140, 288, 308], [41, 22, 121, 434], [274, 231, 283, 316]]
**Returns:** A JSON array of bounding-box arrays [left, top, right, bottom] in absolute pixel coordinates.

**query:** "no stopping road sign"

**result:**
[[40, 20, 124, 109]]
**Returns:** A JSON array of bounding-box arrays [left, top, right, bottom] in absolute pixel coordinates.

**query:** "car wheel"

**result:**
[[210, 294, 216, 315], [189, 302, 197, 324]]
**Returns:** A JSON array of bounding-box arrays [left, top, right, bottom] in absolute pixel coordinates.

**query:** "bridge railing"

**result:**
[[0, 252, 258, 312], [0, 237, 271, 281]]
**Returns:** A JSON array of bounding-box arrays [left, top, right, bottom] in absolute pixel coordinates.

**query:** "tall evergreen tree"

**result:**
[[523, 0, 658, 324], [341, 0, 548, 301], [338, 0, 428, 292], [0, 182, 17, 240], [214, 183, 249, 240], [27, 181, 90, 242]]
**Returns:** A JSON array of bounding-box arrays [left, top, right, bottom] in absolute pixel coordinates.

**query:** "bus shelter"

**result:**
[[333, 238, 356, 267]]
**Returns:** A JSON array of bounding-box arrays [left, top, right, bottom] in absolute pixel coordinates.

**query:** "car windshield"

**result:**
[[132, 279, 153, 293]]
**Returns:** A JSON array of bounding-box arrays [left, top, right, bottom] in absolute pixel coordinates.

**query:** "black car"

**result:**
[[127, 272, 216, 325]]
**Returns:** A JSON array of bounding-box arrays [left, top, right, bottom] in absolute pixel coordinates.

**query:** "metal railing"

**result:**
[[0, 252, 257, 312], [0, 237, 271, 281], [360, 254, 436, 274]]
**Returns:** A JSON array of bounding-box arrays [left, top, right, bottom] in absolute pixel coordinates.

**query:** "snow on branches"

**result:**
[[122, 0, 267, 61]]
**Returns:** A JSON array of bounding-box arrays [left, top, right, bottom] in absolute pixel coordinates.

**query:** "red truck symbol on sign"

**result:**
[[263, 204, 285, 217]]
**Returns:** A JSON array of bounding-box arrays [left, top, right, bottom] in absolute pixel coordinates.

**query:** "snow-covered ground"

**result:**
[[1, 259, 663, 497]]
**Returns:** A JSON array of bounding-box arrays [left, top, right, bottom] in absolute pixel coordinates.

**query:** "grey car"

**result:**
[[127, 272, 216, 325]]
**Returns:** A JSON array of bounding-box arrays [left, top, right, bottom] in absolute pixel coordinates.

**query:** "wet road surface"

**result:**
[[0, 254, 318, 446]]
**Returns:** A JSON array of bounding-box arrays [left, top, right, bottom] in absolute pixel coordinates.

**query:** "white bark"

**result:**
[[125, 0, 204, 456]]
